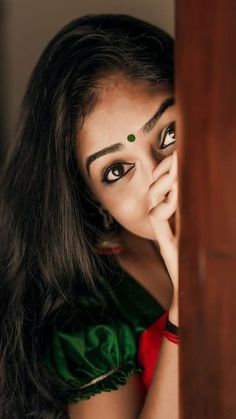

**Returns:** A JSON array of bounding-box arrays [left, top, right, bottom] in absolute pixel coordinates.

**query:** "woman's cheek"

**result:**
[[115, 198, 136, 223], [109, 195, 144, 231]]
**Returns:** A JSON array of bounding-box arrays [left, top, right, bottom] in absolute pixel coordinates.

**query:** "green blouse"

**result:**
[[42, 261, 165, 403]]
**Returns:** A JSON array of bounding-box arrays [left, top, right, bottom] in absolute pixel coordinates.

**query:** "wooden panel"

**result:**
[[175, 1, 236, 418]]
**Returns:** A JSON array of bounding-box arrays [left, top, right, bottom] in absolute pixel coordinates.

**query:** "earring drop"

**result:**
[[127, 134, 136, 142], [95, 206, 125, 255]]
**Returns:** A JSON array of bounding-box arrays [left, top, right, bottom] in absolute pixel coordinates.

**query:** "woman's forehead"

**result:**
[[78, 77, 173, 142]]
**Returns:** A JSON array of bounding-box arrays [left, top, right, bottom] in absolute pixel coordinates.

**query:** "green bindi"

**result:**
[[127, 134, 136, 142]]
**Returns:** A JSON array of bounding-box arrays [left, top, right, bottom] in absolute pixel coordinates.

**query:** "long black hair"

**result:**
[[0, 14, 174, 419]]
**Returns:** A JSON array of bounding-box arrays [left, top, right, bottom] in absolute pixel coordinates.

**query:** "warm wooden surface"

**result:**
[[175, 1, 236, 418]]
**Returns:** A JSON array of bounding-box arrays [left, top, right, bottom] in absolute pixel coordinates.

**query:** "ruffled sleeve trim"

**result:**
[[67, 362, 143, 403]]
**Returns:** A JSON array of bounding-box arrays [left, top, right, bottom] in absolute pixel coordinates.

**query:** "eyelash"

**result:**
[[159, 121, 175, 149], [101, 122, 176, 185]]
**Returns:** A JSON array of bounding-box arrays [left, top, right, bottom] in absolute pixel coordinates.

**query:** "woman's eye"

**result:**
[[101, 162, 135, 184], [159, 122, 176, 149]]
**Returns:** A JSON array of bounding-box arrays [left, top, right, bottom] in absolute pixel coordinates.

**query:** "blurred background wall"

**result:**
[[2, 0, 174, 147]]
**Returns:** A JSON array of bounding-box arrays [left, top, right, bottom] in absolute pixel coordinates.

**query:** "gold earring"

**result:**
[[95, 206, 125, 255]]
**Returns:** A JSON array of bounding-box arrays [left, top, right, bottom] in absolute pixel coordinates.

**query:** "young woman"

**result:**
[[0, 14, 179, 419]]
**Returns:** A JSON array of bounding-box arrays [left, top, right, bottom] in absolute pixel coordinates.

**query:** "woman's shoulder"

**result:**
[[41, 232, 168, 404], [41, 262, 165, 404]]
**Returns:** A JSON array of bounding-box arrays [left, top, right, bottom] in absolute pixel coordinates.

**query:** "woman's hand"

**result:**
[[148, 151, 179, 316]]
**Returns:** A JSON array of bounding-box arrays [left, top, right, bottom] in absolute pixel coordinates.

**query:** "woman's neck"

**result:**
[[117, 228, 160, 260]]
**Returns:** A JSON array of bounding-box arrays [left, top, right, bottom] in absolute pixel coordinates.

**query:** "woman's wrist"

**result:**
[[162, 304, 179, 344]]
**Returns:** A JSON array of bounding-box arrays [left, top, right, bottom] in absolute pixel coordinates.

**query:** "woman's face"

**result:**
[[76, 74, 176, 241]]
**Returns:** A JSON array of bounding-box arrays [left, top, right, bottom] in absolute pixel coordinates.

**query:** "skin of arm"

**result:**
[[138, 301, 179, 419]]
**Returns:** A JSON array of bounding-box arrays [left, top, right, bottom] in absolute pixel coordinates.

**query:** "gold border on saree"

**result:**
[[79, 365, 122, 389]]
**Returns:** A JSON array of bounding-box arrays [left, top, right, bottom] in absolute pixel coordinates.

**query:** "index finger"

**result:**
[[152, 154, 174, 180], [169, 151, 177, 179]]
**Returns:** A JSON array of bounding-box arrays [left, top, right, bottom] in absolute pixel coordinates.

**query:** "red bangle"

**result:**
[[161, 314, 179, 344], [161, 329, 179, 344]]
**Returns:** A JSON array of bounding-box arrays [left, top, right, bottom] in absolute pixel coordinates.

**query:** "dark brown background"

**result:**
[[1, 0, 174, 148]]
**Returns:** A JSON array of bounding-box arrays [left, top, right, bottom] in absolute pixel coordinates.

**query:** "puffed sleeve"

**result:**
[[42, 263, 166, 403], [43, 296, 144, 403]]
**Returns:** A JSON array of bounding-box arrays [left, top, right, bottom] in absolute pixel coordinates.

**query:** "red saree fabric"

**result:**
[[137, 311, 168, 390]]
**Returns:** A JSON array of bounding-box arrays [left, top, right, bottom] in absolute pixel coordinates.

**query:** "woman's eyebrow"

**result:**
[[85, 96, 174, 177], [141, 96, 174, 134]]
